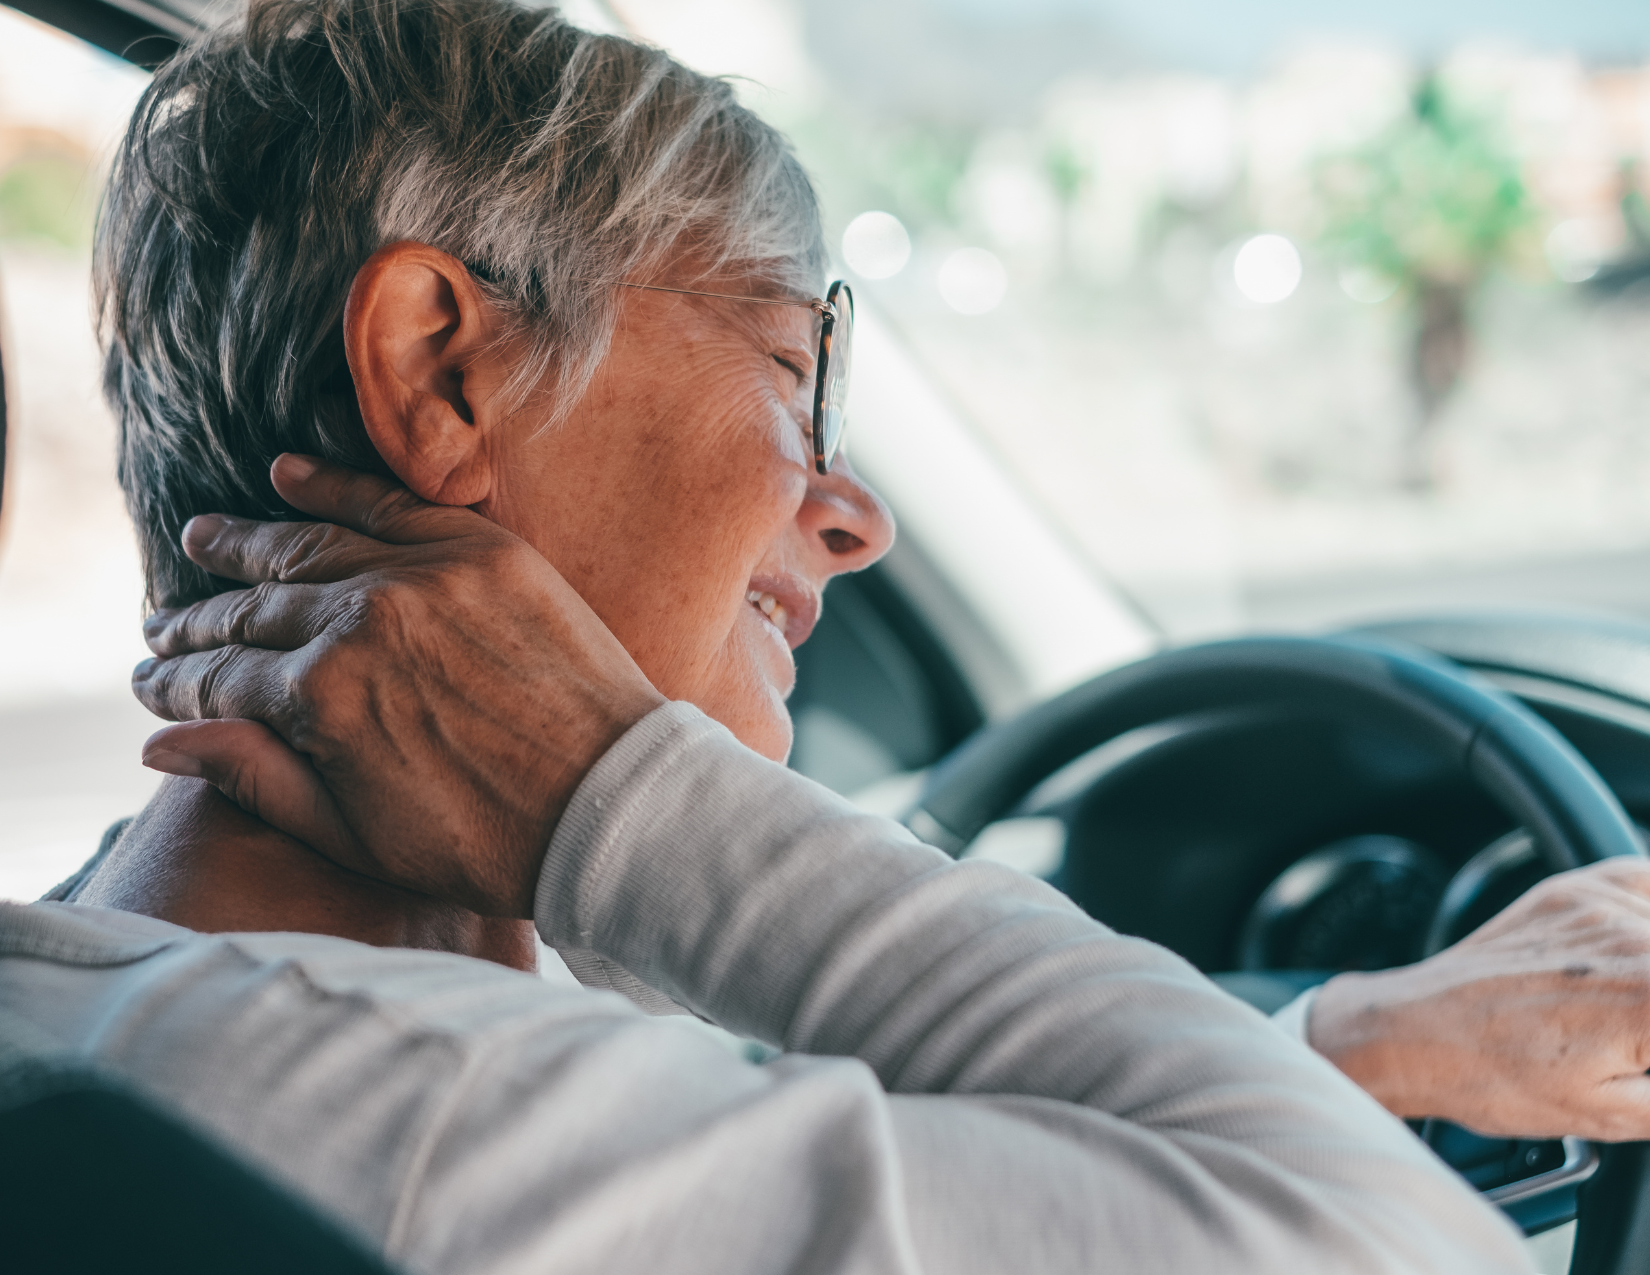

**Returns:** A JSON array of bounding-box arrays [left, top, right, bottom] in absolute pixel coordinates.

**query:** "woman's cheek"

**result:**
[[714, 622, 795, 760]]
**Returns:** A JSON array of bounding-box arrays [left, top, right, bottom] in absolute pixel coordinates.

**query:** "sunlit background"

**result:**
[[3, 0, 1650, 904], [0, 12, 152, 901]]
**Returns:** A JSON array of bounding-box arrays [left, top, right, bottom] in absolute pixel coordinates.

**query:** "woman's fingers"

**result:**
[[145, 581, 336, 657], [132, 644, 295, 726], [180, 511, 395, 585], [143, 719, 372, 876], [270, 453, 490, 546], [170, 454, 503, 589]]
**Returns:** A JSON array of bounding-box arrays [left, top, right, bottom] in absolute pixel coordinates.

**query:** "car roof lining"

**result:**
[[6, 0, 571, 66]]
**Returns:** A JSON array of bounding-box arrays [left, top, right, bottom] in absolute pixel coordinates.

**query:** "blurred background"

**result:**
[[3, 0, 1650, 898], [0, 11, 151, 900]]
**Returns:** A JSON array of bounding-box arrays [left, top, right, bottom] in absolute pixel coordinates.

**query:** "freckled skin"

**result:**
[[88, 259, 894, 970], [88, 248, 1650, 1140], [1311, 857, 1650, 1140], [482, 286, 890, 761]]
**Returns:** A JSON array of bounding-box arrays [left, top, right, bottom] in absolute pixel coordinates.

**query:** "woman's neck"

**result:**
[[74, 775, 538, 972]]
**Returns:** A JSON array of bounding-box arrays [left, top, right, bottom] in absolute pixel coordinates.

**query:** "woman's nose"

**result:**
[[798, 453, 895, 574]]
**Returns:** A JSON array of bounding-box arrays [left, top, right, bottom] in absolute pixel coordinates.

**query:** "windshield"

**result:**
[[616, 0, 1650, 642]]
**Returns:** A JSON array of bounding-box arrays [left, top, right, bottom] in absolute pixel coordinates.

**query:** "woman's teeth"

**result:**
[[746, 590, 788, 634]]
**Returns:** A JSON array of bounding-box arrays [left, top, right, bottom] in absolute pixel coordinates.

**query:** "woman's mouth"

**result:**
[[747, 589, 789, 635], [744, 574, 821, 649]]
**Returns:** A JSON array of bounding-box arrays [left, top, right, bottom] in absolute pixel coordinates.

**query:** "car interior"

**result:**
[[4, 1, 1650, 1273]]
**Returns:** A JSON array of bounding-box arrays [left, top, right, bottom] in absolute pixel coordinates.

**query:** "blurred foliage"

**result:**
[[0, 148, 96, 249], [1042, 137, 1086, 209], [785, 105, 976, 237], [1312, 77, 1541, 474], [1312, 77, 1538, 291]]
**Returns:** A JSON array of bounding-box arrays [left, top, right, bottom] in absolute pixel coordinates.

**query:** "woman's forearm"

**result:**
[[536, 701, 1531, 1274]]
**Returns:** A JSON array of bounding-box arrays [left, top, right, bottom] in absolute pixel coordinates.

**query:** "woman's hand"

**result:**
[[1309, 856, 1650, 1140], [134, 453, 665, 918]]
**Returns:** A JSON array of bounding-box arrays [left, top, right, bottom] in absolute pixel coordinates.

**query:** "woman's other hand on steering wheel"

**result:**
[[1311, 856, 1650, 1140]]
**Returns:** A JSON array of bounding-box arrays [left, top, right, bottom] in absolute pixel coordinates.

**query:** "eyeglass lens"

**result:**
[[815, 281, 853, 474]]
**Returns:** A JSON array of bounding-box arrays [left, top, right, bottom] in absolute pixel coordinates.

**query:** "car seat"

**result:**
[[0, 1007, 399, 1275]]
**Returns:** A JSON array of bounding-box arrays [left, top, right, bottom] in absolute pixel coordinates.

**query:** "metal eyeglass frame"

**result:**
[[612, 280, 853, 476]]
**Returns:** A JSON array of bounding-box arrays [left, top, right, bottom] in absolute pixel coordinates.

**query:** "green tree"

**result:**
[[1314, 76, 1538, 487]]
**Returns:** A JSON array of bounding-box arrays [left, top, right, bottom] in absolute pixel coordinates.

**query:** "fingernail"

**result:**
[[132, 657, 158, 683], [273, 453, 321, 484], [181, 513, 227, 553], [143, 749, 204, 779]]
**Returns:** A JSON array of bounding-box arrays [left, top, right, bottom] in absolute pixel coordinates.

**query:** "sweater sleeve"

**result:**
[[527, 701, 1531, 1275]]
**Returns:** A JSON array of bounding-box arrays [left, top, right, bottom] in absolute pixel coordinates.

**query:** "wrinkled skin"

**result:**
[[1313, 856, 1650, 1141], [107, 241, 891, 927], [135, 458, 669, 917], [125, 248, 1650, 1143], [138, 461, 1650, 1142]]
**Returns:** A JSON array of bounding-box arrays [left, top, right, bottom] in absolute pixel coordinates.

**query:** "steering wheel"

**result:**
[[907, 634, 1649, 1272], [910, 634, 1641, 867]]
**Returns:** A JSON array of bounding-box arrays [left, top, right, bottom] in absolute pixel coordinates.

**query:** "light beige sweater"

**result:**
[[0, 701, 1530, 1274]]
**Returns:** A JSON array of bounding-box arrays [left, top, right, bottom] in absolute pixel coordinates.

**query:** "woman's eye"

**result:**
[[772, 354, 809, 388]]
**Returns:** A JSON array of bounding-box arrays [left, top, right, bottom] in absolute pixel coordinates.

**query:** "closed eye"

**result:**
[[772, 352, 810, 389]]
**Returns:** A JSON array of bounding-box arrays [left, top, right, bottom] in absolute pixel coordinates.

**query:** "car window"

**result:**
[[616, 0, 1650, 645], [0, 4, 153, 902]]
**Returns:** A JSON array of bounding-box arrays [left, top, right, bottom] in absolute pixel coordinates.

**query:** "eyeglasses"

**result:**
[[614, 280, 853, 475], [467, 258, 853, 476]]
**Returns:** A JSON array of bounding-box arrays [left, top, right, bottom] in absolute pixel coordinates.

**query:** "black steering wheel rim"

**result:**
[[909, 634, 1645, 873], [910, 633, 1649, 1267]]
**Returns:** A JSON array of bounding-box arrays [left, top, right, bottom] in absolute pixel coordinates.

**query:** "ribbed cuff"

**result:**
[[1270, 985, 1320, 1047], [532, 700, 716, 949]]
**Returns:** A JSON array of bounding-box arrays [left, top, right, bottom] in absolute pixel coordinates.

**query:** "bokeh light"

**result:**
[[1545, 218, 1608, 284], [841, 210, 911, 279], [937, 247, 1008, 315], [1339, 264, 1398, 305], [1231, 233, 1302, 304]]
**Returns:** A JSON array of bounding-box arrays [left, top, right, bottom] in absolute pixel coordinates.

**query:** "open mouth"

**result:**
[[744, 575, 821, 650], [747, 589, 789, 636]]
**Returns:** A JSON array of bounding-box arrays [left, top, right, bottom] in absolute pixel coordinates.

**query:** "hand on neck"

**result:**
[[74, 776, 538, 972]]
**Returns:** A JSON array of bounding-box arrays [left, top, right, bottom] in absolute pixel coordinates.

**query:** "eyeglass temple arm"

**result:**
[[615, 282, 835, 321]]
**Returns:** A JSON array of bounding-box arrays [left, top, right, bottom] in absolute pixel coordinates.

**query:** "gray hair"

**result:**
[[98, 0, 826, 608]]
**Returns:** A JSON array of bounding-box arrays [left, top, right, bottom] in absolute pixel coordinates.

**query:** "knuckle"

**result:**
[[351, 581, 405, 632], [232, 582, 281, 645], [287, 654, 330, 707], [284, 654, 348, 755], [349, 575, 426, 639], [272, 522, 348, 582], [287, 650, 347, 722], [209, 588, 256, 648], [193, 644, 242, 718]]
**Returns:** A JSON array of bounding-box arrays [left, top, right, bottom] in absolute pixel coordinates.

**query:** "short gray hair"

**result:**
[[98, 0, 826, 608]]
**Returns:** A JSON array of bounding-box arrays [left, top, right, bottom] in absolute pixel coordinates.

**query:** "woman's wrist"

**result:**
[[1307, 967, 1441, 1118]]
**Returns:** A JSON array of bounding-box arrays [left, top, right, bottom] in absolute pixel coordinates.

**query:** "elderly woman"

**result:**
[[0, 0, 1626, 1270], [72, 0, 893, 975]]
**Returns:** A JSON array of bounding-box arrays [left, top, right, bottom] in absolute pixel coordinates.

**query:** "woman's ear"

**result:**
[[343, 241, 507, 506]]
